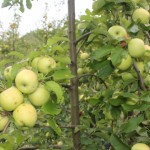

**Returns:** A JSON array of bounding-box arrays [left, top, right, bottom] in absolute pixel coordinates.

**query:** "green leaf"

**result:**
[[47, 36, 68, 45], [26, 0, 32, 9], [97, 60, 114, 78], [121, 115, 144, 133], [110, 47, 124, 66], [53, 56, 71, 64], [91, 46, 111, 60], [42, 100, 61, 115], [7, 51, 24, 59], [45, 81, 64, 103], [110, 134, 130, 150], [48, 118, 61, 135], [52, 69, 74, 81]]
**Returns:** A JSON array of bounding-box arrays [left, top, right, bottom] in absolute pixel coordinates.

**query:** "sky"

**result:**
[[0, 0, 93, 36]]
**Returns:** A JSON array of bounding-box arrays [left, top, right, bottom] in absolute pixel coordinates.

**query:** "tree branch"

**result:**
[[78, 73, 108, 88], [133, 62, 146, 91]]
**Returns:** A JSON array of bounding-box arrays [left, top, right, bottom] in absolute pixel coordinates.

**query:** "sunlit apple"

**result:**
[[0, 86, 24, 111], [15, 69, 38, 94], [37, 56, 56, 74], [80, 52, 90, 60], [108, 25, 128, 40], [13, 103, 37, 128], [132, 8, 150, 24], [128, 38, 145, 58], [3, 66, 12, 80], [28, 85, 50, 106], [131, 143, 150, 150], [135, 61, 144, 74], [117, 54, 132, 70], [31, 57, 41, 69], [0, 114, 9, 131]]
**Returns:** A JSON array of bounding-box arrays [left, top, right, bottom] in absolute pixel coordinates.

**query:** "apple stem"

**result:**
[[2, 120, 10, 133]]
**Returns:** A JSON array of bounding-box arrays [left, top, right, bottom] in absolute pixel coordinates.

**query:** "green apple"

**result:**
[[135, 61, 144, 74], [128, 38, 145, 58], [3, 66, 12, 80], [37, 56, 56, 74], [0, 86, 24, 111], [28, 85, 50, 106], [13, 103, 37, 128], [144, 45, 150, 57], [121, 72, 134, 81], [57, 141, 63, 146], [132, 8, 150, 24], [31, 57, 41, 69], [0, 114, 9, 131], [80, 52, 90, 60], [108, 25, 128, 40], [117, 54, 132, 70], [131, 0, 141, 4], [77, 68, 84, 75], [131, 143, 150, 150], [15, 69, 38, 94]]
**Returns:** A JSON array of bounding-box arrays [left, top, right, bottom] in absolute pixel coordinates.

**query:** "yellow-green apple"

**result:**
[[117, 54, 132, 70], [128, 38, 145, 58], [132, 8, 150, 24], [144, 45, 150, 57], [13, 103, 37, 128], [108, 25, 128, 40], [3, 66, 12, 80], [28, 85, 50, 106], [121, 72, 134, 81], [37, 56, 56, 74], [0, 114, 9, 131], [15, 69, 38, 94], [77, 68, 84, 75], [80, 52, 90, 60], [31, 57, 41, 69], [0, 86, 24, 111], [57, 141, 63, 146], [131, 143, 150, 150], [135, 61, 144, 74], [131, 0, 141, 4]]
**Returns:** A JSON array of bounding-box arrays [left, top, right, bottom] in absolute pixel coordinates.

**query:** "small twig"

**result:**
[[78, 73, 108, 88], [75, 31, 92, 45], [2, 120, 10, 133], [61, 83, 71, 89], [133, 62, 146, 91], [77, 39, 87, 55]]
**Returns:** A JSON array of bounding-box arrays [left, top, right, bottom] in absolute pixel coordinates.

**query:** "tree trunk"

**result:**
[[68, 0, 80, 149]]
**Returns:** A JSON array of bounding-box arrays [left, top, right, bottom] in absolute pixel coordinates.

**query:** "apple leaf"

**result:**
[[48, 118, 61, 135], [26, 0, 32, 9], [7, 51, 24, 59], [42, 100, 61, 115], [110, 134, 130, 150], [120, 114, 144, 133], [52, 69, 74, 81], [91, 46, 111, 60], [53, 56, 71, 64], [45, 81, 64, 104]]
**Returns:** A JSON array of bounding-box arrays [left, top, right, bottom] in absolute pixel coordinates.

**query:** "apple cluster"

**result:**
[[108, 6, 150, 71], [0, 56, 57, 131]]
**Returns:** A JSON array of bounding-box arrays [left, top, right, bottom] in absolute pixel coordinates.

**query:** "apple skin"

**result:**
[[77, 68, 84, 75], [132, 8, 150, 24], [131, 143, 150, 150], [13, 103, 37, 128], [108, 25, 128, 40], [0, 114, 9, 131], [15, 69, 38, 94], [121, 72, 134, 81], [117, 54, 132, 71], [80, 52, 89, 60], [0, 86, 24, 111], [31, 57, 41, 69], [28, 85, 50, 106], [37, 56, 56, 74], [3, 66, 12, 80], [135, 61, 144, 74], [144, 45, 150, 57], [128, 38, 145, 58]]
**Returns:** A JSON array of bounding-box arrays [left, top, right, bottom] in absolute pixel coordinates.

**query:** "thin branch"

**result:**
[[78, 73, 108, 88], [75, 31, 92, 45], [133, 62, 146, 91], [77, 39, 87, 55]]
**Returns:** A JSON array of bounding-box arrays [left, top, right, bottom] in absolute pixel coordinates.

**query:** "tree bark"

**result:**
[[68, 0, 80, 149]]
